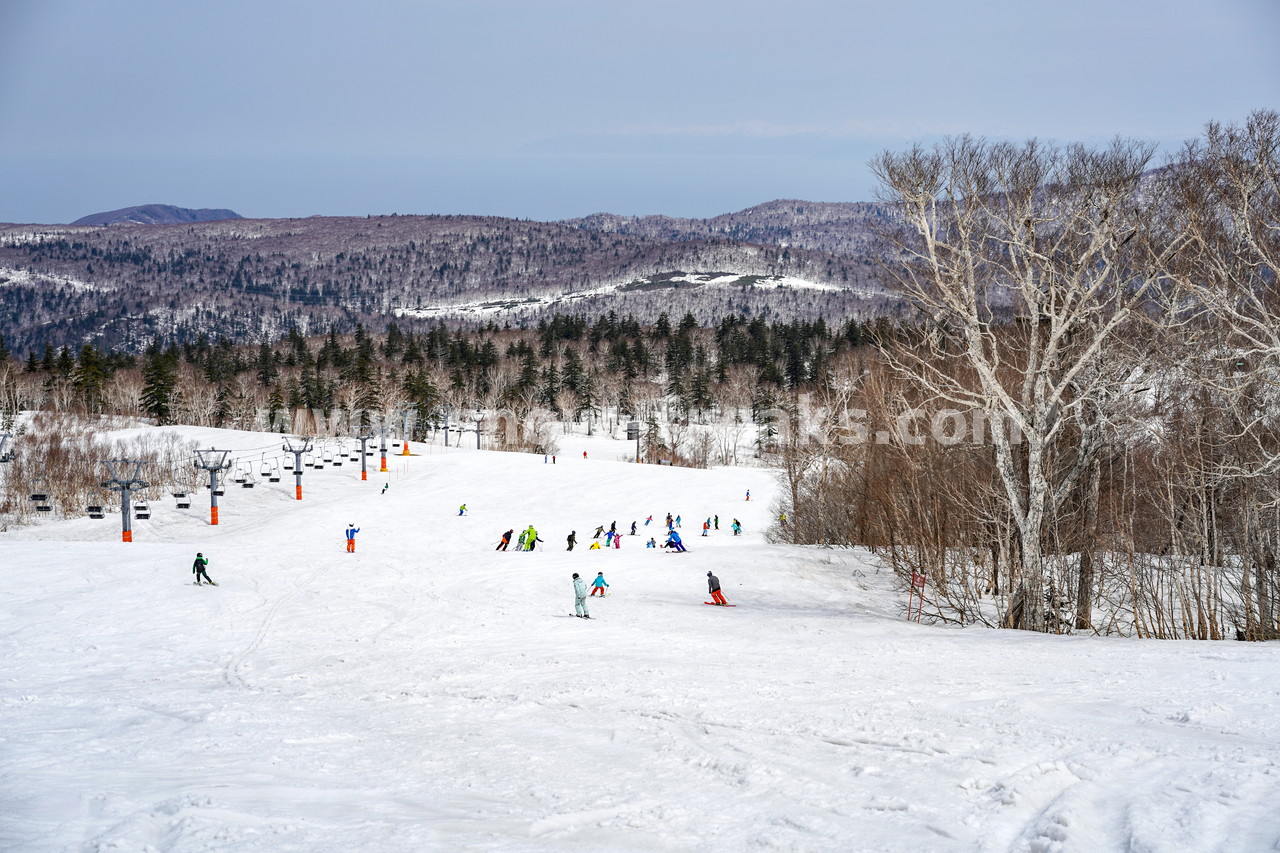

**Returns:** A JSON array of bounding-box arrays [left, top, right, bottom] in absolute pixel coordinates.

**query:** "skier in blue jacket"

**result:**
[[590, 572, 609, 596], [665, 529, 687, 552]]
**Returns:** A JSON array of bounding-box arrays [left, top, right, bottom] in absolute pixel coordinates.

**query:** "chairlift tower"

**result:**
[[283, 435, 313, 500], [102, 459, 149, 543], [356, 427, 374, 481], [193, 448, 232, 525], [375, 420, 391, 473]]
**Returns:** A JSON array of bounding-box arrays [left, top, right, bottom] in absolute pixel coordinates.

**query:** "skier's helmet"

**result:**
[[197, 552, 202, 557], [573, 573, 580, 579], [707, 571, 713, 576]]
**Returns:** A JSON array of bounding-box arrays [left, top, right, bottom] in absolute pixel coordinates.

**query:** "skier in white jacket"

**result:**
[[572, 573, 591, 618]]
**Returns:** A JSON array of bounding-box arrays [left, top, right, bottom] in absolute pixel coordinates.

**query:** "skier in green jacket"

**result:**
[[192, 552, 216, 585]]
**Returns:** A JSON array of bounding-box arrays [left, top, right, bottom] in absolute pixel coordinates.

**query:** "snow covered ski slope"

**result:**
[[2, 425, 1279, 852]]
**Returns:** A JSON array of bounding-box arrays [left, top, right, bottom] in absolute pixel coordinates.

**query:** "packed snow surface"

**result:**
[[2, 425, 1279, 852]]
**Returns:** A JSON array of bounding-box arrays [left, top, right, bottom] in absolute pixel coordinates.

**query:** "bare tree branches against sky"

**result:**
[[0, 0, 1276, 223]]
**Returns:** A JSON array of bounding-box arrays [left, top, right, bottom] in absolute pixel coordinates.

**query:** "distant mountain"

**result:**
[[0, 202, 904, 354], [70, 204, 243, 227]]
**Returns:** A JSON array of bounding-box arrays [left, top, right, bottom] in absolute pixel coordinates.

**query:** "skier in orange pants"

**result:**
[[345, 524, 359, 552]]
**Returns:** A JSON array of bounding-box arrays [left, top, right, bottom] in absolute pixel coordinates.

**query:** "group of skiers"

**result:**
[[491, 512, 745, 554], [496, 525, 543, 551]]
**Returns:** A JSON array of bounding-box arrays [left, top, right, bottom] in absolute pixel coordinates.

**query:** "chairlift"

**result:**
[[87, 504, 105, 519], [135, 502, 151, 520], [303, 453, 316, 468], [283, 456, 294, 470], [241, 471, 257, 489], [174, 492, 191, 509]]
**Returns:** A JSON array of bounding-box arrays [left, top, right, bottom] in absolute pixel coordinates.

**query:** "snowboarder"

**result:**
[[645, 515, 653, 526], [707, 571, 728, 605], [192, 552, 216, 585], [665, 530, 687, 552], [497, 529, 513, 551], [590, 572, 609, 596], [567, 530, 577, 551], [630, 521, 637, 536], [646, 537, 657, 548], [345, 524, 360, 553], [458, 503, 468, 516], [572, 573, 590, 617]]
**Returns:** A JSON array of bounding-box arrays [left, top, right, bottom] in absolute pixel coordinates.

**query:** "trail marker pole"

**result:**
[[908, 572, 926, 622], [193, 448, 232, 525], [102, 459, 148, 543], [283, 435, 313, 500]]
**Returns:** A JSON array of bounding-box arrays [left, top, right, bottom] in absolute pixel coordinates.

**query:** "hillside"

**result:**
[[0, 202, 900, 354], [1, 421, 1277, 851]]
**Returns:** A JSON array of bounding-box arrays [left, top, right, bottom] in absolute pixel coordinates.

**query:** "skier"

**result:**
[[525, 525, 540, 551], [567, 530, 577, 551], [604, 529, 615, 547], [345, 524, 360, 553], [572, 573, 591, 617], [192, 552, 216, 585], [707, 571, 728, 605], [746, 490, 751, 501], [589, 541, 602, 550], [590, 572, 609, 596], [646, 537, 657, 548], [714, 514, 719, 530], [702, 519, 710, 537], [593, 525, 605, 540], [731, 519, 742, 536], [665, 530, 687, 552], [517, 529, 529, 550], [613, 531, 621, 550], [458, 503, 468, 516], [630, 521, 637, 536], [665, 512, 673, 529], [583, 451, 587, 460], [497, 529, 513, 551], [675, 515, 682, 528], [609, 521, 617, 535], [381, 482, 389, 495]]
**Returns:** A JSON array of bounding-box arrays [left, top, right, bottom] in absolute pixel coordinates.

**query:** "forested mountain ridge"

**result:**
[[0, 202, 900, 354]]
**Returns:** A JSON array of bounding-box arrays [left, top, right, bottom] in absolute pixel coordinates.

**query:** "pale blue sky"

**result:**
[[1, 0, 1276, 223]]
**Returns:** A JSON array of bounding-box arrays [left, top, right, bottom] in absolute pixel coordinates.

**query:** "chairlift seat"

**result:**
[[213, 489, 225, 496], [30, 493, 48, 501], [36, 505, 53, 512]]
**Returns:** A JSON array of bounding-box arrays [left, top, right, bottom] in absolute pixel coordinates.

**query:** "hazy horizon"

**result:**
[[2, 0, 1277, 224]]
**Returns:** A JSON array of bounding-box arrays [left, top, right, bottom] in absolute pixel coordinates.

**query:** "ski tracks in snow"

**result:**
[[223, 564, 327, 690]]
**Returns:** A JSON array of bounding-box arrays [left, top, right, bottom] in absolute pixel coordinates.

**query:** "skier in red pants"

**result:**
[[707, 571, 728, 605]]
